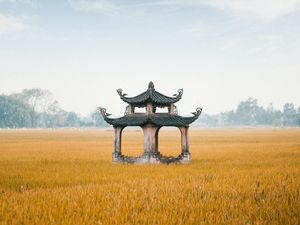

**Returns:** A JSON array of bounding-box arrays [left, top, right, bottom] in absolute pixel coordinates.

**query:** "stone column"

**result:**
[[179, 126, 191, 161], [112, 126, 124, 161], [141, 124, 160, 162], [169, 104, 174, 114], [146, 103, 153, 114], [127, 105, 134, 114], [155, 127, 161, 152]]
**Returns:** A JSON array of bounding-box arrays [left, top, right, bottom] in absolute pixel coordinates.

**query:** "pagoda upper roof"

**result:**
[[116, 81, 183, 107], [99, 108, 202, 127]]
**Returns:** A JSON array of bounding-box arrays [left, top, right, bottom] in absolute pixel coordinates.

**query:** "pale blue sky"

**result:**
[[1, 0, 300, 115]]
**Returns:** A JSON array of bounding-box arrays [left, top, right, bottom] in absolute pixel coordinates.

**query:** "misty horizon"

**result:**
[[1, 87, 299, 117], [1, 87, 300, 129]]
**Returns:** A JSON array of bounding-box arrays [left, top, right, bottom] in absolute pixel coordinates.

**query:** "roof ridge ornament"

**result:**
[[98, 107, 111, 118], [177, 88, 183, 97], [117, 88, 127, 98], [148, 81, 155, 89], [191, 107, 203, 116]]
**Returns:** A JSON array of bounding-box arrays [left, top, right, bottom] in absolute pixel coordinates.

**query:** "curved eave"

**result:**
[[119, 90, 149, 106], [104, 114, 148, 127], [103, 113, 200, 127], [150, 114, 199, 127], [118, 89, 183, 107]]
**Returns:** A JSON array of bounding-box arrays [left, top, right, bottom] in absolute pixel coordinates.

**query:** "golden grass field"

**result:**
[[0, 128, 299, 225]]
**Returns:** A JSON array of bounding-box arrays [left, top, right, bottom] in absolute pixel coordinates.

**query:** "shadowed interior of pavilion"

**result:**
[[99, 81, 202, 164]]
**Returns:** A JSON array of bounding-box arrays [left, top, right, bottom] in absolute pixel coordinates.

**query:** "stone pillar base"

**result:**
[[111, 152, 191, 164], [136, 152, 162, 164], [179, 152, 191, 163], [112, 152, 122, 162]]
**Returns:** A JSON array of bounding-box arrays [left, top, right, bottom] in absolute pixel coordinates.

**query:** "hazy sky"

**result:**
[[1, 0, 300, 116]]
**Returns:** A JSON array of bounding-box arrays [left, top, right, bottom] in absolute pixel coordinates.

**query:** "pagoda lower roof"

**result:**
[[117, 81, 183, 107], [102, 112, 201, 127]]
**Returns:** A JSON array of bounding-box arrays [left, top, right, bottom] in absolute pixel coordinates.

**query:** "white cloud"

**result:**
[[0, 14, 29, 34], [68, 0, 119, 13], [143, 0, 300, 21], [208, 0, 300, 21], [67, 0, 300, 21]]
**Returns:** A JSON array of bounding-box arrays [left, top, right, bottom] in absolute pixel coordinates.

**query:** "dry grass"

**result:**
[[0, 128, 299, 225]]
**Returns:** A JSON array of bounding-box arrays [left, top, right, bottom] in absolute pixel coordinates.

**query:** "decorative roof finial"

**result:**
[[148, 81, 154, 89]]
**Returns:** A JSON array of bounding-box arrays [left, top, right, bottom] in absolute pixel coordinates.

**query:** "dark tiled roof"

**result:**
[[117, 81, 183, 107], [99, 108, 202, 127]]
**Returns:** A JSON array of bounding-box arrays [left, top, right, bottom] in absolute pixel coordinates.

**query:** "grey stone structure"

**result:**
[[99, 81, 202, 164]]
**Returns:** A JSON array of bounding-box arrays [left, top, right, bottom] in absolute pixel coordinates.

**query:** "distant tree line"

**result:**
[[0, 89, 107, 128], [197, 98, 300, 127], [1, 90, 300, 128]]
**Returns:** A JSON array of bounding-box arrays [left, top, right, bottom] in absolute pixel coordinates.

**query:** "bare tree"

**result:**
[[11, 89, 58, 127]]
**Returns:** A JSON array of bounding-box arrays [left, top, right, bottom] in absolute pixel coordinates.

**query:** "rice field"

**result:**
[[0, 128, 299, 225]]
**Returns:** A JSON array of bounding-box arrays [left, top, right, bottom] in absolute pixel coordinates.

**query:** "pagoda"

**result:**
[[99, 81, 202, 164]]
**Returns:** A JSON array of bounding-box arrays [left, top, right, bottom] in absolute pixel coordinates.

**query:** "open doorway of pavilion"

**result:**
[[121, 127, 143, 157], [157, 127, 181, 157]]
